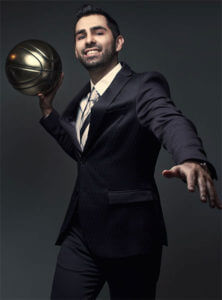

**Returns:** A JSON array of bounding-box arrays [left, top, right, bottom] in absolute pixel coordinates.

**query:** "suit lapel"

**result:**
[[59, 62, 134, 159], [82, 62, 133, 157]]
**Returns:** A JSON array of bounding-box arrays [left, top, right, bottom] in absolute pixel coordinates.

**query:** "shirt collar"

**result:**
[[90, 62, 122, 96]]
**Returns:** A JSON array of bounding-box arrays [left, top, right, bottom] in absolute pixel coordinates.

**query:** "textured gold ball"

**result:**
[[5, 39, 62, 96]]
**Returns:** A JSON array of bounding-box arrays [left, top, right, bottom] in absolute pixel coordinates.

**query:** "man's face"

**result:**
[[74, 14, 117, 70]]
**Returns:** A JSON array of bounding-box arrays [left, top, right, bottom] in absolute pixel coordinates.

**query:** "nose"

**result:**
[[85, 33, 96, 46]]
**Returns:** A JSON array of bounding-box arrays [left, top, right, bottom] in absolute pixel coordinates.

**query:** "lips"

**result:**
[[84, 48, 101, 56]]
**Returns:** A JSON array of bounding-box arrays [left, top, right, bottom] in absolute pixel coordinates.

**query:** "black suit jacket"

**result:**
[[39, 61, 217, 258]]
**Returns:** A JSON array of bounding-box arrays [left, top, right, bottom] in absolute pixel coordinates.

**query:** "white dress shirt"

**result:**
[[76, 62, 122, 149]]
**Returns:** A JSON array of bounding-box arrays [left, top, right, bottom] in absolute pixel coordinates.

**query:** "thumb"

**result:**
[[162, 167, 179, 178]]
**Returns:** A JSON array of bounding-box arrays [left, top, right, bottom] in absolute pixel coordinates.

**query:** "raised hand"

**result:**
[[38, 72, 64, 117]]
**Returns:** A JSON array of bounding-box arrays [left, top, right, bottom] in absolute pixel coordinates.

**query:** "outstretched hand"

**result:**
[[162, 161, 222, 209]]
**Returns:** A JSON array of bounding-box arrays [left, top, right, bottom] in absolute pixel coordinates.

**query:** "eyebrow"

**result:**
[[75, 26, 107, 37]]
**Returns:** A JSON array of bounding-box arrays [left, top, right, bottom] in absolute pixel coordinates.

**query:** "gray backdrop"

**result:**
[[1, 1, 221, 299]]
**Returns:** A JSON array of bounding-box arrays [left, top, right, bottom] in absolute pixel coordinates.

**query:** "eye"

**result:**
[[96, 31, 104, 35], [76, 35, 85, 40]]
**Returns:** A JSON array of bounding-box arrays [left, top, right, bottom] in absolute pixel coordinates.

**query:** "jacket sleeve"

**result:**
[[136, 72, 217, 180], [39, 108, 78, 161]]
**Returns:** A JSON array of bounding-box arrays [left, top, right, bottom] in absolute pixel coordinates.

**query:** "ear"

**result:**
[[115, 35, 124, 53]]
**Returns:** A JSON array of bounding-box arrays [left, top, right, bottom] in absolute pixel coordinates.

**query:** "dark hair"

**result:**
[[74, 4, 120, 40]]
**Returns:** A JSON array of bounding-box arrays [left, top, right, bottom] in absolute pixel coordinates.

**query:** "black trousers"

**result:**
[[50, 214, 163, 300]]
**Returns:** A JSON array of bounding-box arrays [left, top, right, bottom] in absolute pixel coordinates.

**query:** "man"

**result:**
[[38, 4, 221, 299]]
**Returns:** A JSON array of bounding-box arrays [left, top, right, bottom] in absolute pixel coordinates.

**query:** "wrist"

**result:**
[[198, 162, 211, 177]]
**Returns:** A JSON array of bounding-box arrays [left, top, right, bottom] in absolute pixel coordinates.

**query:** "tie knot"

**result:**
[[90, 88, 99, 101]]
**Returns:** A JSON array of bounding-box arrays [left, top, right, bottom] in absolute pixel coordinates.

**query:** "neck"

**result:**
[[89, 58, 119, 85]]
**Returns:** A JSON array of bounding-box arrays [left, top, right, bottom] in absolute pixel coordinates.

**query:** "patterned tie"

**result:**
[[79, 87, 99, 149]]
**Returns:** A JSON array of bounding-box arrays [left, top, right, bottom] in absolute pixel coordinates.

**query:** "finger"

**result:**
[[186, 169, 196, 192], [59, 72, 64, 82], [162, 170, 174, 178], [206, 180, 216, 208], [162, 167, 180, 178], [197, 175, 207, 203], [206, 180, 222, 209], [55, 72, 64, 90], [38, 93, 45, 100]]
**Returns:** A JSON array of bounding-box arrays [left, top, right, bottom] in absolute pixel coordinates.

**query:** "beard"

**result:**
[[77, 40, 117, 71]]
